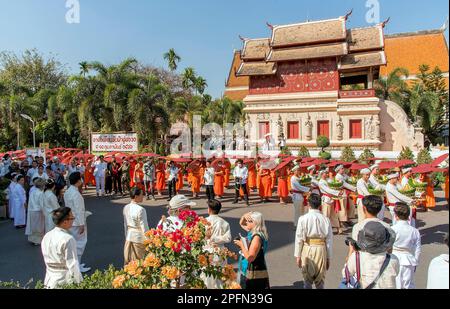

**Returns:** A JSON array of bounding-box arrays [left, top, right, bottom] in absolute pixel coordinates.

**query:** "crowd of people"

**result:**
[[0, 151, 449, 289]]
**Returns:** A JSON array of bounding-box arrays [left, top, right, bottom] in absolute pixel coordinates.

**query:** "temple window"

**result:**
[[349, 119, 362, 139], [317, 120, 330, 138], [287, 122, 299, 139]]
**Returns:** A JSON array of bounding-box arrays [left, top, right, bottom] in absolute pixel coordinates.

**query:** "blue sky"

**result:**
[[0, 0, 448, 98]]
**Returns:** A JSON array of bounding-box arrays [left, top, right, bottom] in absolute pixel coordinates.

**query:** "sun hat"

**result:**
[[169, 194, 196, 210], [357, 221, 395, 254]]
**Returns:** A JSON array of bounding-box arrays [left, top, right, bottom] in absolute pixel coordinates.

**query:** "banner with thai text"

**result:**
[[91, 133, 139, 152]]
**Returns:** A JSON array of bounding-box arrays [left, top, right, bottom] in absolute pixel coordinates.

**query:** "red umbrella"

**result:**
[[432, 153, 449, 167], [350, 163, 369, 170], [412, 164, 434, 174], [379, 161, 398, 170], [273, 159, 293, 172], [169, 158, 192, 163], [327, 160, 345, 167], [397, 159, 415, 167]]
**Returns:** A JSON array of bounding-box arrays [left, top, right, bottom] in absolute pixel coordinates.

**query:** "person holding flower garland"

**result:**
[[335, 165, 356, 228], [290, 165, 311, 228], [356, 168, 372, 223], [234, 211, 270, 289], [318, 169, 342, 234], [369, 164, 387, 220], [386, 172, 418, 227]]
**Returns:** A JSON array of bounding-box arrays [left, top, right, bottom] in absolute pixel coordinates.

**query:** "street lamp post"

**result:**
[[20, 114, 36, 148]]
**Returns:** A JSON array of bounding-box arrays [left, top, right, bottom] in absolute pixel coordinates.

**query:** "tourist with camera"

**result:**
[[294, 193, 332, 289]]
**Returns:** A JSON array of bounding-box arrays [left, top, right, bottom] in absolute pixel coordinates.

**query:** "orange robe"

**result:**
[[214, 168, 225, 196], [259, 169, 272, 198], [256, 164, 261, 190], [423, 178, 436, 208], [133, 165, 144, 190], [445, 174, 449, 201], [190, 168, 201, 194], [129, 161, 137, 187], [277, 167, 289, 198], [155, 163, 166, 191], [176, 168, 184, 191], [224, 161, 231, 188], [287, 174, 292, 192], [248, 163, 257, 189], [270, 170, 276, 190]]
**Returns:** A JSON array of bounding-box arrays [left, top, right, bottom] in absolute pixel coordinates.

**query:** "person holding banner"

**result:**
[[92, 155, 107, 197]]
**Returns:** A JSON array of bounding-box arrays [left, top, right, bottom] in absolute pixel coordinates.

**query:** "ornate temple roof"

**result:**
[[236, 61, 277, 76], [347, 24, 385, 53], [240, 38, 271, 61], [266, 42, 348, 62], [339, 51, 387, 70], [270, 17, 347, 47]]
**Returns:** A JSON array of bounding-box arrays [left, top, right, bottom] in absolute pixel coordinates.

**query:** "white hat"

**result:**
[[264, 133, 272, 138], [335, 165, 344, 173], [291, 165, 300, 172], [402, 167, 412, 174], [307, 165, 316, 171], [387, 172, 399, 180], [370, 164, 379, 171], [360, 168, 371, 175], [318, 169, 327, 177], [169, 195, 196, 210]]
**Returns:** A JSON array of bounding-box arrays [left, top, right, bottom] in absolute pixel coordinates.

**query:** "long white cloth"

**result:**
[[7, 182, 17, 219], [427, 254, 449, 289], [291, 176, 310, 226], [123, 201, 149, 244], [64, 186, 87, 261], [12, 184, 26, 226], [44, 190, 60, 233], [41, 227, 82, 288], [25, 189, 45, 244]]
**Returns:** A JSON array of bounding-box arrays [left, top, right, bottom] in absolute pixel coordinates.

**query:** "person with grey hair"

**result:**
[[25, 178, 46, 245], [41, 207, 82, 288], [343, 221, 400, 289], [427, 233, 449, 289], [234, 211, 270, 289], [157, 194, 196, 232]]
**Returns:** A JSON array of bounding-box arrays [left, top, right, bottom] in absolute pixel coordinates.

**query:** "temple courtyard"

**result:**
[[0, 187, 448, 289]]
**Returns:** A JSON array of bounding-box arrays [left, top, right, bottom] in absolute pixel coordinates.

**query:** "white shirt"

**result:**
[[290, 175, 310, 201], [392, 220, 421, 266], [356, 178, 370, 197], [27, 167, 38, 184], [167, 166, 179, 182], [206, 215, 231, 247], [336, 173, 356, 192], [262, 141, 275, 151], [427, 254, 449, 289], [294, 209, 333, 258], [41, 227, 82, 289], [92, 161, 107, 178], [67, 165, 79, 177], [233, 166, 248, 184], [63, 186, 85, 226], [344, 251, 400, 289], [123, 201, 149, 244], [386, 182, 413, 205], [318, 178, 340, 204], [369, 174, 385, 190], [43, 190, 60, 232], [158, 215, 183, 233], [33, 172, 49, 181], [203, 167, 215, 186], [400, 176, 410, 190]]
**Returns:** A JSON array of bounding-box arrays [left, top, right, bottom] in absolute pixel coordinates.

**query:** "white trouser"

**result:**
[[292, 195, 306, 227], [95, 175, 105, 195], [69, 225, 88, 262], [396, 265, 416, 289]]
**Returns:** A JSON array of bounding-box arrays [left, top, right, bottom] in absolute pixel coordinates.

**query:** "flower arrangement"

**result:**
[[112, 210, 240, 289], [299, 176, 312, 186], [346, 177, 358, 186], [328, 180, 343, 190], [399, 183, 416, 198], [408, 178, 427, 192], [368, 185, 385, 196], [377, 175, 389, 185]]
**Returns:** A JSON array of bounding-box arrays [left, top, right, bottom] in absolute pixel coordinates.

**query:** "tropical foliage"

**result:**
[[0, 49, 245, 152], [340, 146, 356, 162], [416, 147, 433, 165], [397, 146, 415, 161], [359, 148, 375, 164]]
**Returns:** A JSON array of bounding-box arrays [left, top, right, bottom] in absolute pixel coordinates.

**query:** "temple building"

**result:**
[[225, 14, 449, 151]]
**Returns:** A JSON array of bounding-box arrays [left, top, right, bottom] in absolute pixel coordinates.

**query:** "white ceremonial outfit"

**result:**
[[356, 178, 371, 223], [392, 220, 421, 289], [27, 167, 37, 184], [386, 182, 414, 226], [12, 184, 26, 226], [427, 254, 449, 289], [400, 176, 410, 190], [64, 186, 87, 262], [43, 190, 60, 233], [41, 227, 82, 289], [344, 251, 400, 289], [143, 162, 155, 182], [203, 215, 232, 289], [310, 176, 320, 195], [369, 174, 387, 220], [290, 175, 311, 227], [294, 209, 333, 288], [318, 179, 340, 228], [123, 201, 149, 244], [335, 173, 356, 222], [7, 181, 17, 219], [33, 172, 49, 182], [25, 188, 45, 244], [92, 161, 107, 195]]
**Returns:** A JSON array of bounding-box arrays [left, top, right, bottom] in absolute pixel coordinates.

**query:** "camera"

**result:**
[[345, 237, 360, 251]]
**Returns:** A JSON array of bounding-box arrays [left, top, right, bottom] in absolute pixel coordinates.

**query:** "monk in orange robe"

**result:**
[[270, 170, 276, 190], [155, 158, 166, 195], [259, 168, 272, 202], [223, 159, 231, 189], [84, 159, 96, 188], [247, 161, 257, 191], [277, 166, 289, 204], [256, 161, 261, 190], [445, 172, 449, 204], [189, 161, 202, 198], [214, 163, 225, 198], [133, 159, 145, 190], [129, 158, 137, 187], [419, 174, 436, 210], [176, 163, 184, 192]]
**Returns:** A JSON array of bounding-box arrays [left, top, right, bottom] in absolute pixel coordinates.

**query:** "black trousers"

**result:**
[[145, 181, 155, 198], [112, 175, 122, 194], [235, 183, 249, 203], [105, 176, 112, 194], [205, 185, 215, 201], [168, 179, 177, 198]]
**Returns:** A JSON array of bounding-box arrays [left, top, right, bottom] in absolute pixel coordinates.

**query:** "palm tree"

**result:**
[[163, 49, 181, 72], [374, 67, 410, 102], [181, 67, 196, 90], [79, 61, 90, 77], [193, 76, 208, 95]]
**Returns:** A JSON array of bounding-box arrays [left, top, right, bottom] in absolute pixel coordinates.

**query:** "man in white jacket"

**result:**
[[41, 207, 82, 288], [64, 172, 90, 273], [392, 202, 421, 289], [92, 155, 107, 196]]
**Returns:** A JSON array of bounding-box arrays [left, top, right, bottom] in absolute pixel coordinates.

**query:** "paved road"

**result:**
[[0, 186, 448, 289]]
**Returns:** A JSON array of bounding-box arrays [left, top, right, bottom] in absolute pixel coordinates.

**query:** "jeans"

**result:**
[[168, 179, 177, 198]]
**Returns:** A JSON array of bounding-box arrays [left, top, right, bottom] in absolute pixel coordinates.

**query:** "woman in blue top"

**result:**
[[235, 211, 270, 289]]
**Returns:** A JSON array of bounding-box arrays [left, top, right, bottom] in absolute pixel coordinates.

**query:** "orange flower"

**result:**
[[198, 254, 208, 266], [161, 266, 181, 280], [112, 274, 126, 288], [124, 260, 142, 277], [225, 281, 241, 289], [143, 253, 161, 268], [222, 264, 237, 281]]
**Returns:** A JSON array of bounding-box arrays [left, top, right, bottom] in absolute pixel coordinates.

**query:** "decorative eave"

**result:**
[[266, 42, 348, 62], [338, 51, 387, 71], [269, 16, 347, 48], [347, 24, 384, 53], [235, 62, 277, 76], [240, 37, 271, 61]]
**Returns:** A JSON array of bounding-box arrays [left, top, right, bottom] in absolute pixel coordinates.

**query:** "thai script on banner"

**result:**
[[91, 133, 138, 152]]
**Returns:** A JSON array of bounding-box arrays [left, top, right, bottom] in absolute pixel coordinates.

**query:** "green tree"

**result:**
[[340, 146, 356, 162], [181, 67, 196, 90], [416, 147, 433, 164], [298, 145, 310, 158], [163, 49, 181, 72], [374, 67, 410, 102], [397, 146, 415, 161], [359, 148, 375, 163], [193, 76, 207, 95]]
